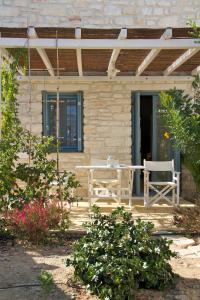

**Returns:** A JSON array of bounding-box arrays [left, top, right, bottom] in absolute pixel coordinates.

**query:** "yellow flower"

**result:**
[[163, 132, 170, 139]]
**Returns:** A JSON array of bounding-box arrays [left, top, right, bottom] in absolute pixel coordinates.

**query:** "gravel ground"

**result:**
[[0, 235, 200, 300]]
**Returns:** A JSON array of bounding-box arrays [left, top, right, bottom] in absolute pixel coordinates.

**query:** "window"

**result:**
[[42, 91, 83, 152]]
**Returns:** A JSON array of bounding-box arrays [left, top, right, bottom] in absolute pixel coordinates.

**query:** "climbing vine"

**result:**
[[0, 51, 24, 209], [160, 21, 200, 196], [0, 50, 80, 210]]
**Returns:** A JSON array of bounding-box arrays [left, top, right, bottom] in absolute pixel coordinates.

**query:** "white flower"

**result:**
[[92, 275, 98, 282], [143, 262, 148, 269], [155, 247, 160, 254]]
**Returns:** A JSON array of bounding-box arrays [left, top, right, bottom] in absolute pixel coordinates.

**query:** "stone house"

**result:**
[[0, 0, 200, 199]]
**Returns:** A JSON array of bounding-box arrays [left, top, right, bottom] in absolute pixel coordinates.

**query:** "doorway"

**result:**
[[132, 91, 180, 196], [140, 95, 152, 162]]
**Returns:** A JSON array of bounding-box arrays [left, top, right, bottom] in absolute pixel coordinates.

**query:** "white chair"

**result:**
[[89, 158, 121, 206], [143, 159, 180, 207]]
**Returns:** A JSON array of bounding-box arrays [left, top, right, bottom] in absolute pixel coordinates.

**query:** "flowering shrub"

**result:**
[[47, 201, 70, 232], [8, 200, 70, 243], [66, 206, 176, 300]]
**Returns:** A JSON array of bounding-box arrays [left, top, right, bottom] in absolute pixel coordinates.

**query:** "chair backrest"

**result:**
[[144, 159, 174, 172], [91, 158, 107, 166]]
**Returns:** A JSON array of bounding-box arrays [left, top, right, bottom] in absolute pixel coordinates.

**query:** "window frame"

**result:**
[[42, 91, 83, 153]]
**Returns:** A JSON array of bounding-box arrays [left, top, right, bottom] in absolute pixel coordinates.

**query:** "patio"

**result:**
[[69, 198, 195, 232]]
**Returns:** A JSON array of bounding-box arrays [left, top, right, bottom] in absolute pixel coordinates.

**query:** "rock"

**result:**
[[177, 245, 200, 258], [169, 236, 195, 249]]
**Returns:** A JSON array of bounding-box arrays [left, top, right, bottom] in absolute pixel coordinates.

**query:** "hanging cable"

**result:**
[[27, 28, 32, 166], [55, 30, 62, 207]]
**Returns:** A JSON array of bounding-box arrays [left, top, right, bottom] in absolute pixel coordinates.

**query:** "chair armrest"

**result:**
[[173, 171, 180, 182]]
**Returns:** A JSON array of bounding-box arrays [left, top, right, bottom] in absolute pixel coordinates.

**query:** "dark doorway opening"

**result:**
[[140, 95, 153, 162], [132, 91, 180, 196], [140, 95, 153, 191]]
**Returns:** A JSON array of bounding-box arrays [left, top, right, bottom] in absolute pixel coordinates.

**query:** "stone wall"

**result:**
[[17, 79, 194, 198], [0, 0, 200, 28]]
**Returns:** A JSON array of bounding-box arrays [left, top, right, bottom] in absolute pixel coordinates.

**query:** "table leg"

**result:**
[[128, 169, 134, 208], [88, 169, 94, 208], [117, 169, 122, 204]]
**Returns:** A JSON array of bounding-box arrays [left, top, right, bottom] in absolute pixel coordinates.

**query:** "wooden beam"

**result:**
[[0, 37, 200, 50], [17, 75, 193, 83], [136, 28, 172, 76], [164, 48, 200, 76], [28, 27, 54, 76], [75, 27, 83, 76], [191, 66, 200, 75], [107, 28, 127, 79]]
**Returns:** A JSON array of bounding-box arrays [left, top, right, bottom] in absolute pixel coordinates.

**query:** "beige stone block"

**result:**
[[142, 7, 153, 15], [110, 106, 122, 113], [158, 15, 179, 27], [111, 127, 131, 136], [114, 16, 135, 26], [104, 5, 121, 16], [0, 7, 19, 17], [153, 7, 164, 15], [123, 7, 138, 15], [112, 113, 131, 121], [14, 0, 27, 6], [145, 0, 157, 6]]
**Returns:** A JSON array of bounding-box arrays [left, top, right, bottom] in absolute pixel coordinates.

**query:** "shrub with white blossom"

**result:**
[[66, 206, 176, 300]]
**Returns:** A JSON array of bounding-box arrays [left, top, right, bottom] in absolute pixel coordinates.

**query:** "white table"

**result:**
[[75, 165, 144, 207]]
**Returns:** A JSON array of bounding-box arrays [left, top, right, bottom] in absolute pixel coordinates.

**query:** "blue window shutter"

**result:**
[[42, 91, 49, 136], [42, 91, 83, 152]]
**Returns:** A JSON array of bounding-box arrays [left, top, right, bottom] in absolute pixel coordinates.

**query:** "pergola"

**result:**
[[0, 27, 200, 82]]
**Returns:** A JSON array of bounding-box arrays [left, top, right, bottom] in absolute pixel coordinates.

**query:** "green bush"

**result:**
[[0, 53, 81, 211], [66, 207, 176, 300], [38, 270, 54, 295], [160, 78, 200, 194], [159, 21, 200, 195]]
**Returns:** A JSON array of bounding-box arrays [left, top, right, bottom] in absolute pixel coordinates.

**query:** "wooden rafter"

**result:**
[[27, 27, 54, 76], [75, 27, 83, 76], [136, 28, 172, 76], [164, 48, 199, 76], [107, 28, 127, 79]]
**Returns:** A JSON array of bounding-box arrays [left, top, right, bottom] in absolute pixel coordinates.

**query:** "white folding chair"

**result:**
[[89, 158, 121, 206], [143, 159, 180, 207]]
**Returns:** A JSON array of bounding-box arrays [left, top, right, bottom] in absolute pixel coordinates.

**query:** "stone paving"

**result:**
[[69, 198, 194, 231]]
